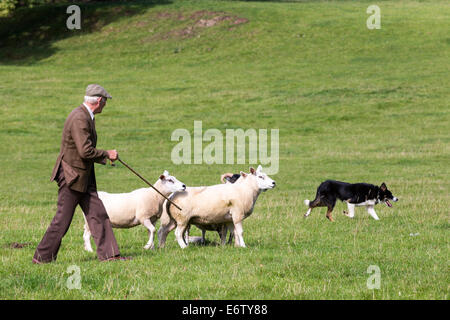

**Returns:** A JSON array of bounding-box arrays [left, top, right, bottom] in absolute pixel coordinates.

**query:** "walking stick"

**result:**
[[114, 157, 182, 211]]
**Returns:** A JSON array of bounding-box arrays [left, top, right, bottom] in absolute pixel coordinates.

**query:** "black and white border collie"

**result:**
[[304, 180, 398, 221]]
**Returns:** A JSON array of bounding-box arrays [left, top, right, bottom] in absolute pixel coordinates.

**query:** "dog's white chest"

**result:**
[[354, 200, 376, 207]]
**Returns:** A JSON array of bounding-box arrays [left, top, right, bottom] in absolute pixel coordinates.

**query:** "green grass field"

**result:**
[[0, 0, 448, 299]]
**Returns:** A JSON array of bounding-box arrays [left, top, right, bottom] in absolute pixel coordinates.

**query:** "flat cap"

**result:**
[[85, 84, 112, 99]]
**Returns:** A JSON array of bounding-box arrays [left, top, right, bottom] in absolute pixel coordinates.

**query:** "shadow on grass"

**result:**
[[0, 0, 171, 65]]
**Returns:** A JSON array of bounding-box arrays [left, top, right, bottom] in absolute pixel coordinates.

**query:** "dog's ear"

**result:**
[[380, 183, 387, 191]]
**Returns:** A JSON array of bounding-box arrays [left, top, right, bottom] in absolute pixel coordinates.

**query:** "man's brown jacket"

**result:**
[[50, 105, 108, 192]]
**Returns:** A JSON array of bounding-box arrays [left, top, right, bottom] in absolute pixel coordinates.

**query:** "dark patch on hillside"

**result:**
[[142, 10, 249, 42], [0, 1, 171, 65]]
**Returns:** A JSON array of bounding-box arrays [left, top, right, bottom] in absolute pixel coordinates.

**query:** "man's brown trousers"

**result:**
[[33, 167, 119, 263]]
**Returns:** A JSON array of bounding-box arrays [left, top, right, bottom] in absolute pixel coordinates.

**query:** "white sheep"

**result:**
[[158, 174, 235, 247], [158, 165, 276, 249], [184, 173, 240, 245], [157, 174, 239, 247], [83, 170, 186, 251]]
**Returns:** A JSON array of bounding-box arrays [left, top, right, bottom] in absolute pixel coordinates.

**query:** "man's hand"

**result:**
[[107, 149, 118, 162]]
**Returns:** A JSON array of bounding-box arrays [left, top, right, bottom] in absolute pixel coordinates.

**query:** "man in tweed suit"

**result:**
[[33, 84, 130, 263]]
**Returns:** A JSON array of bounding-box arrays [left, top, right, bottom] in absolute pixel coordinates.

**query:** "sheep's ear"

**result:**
[[256, 165, 262, 173], [380, 183, 387, 191], [240, 171, 247, 177], [163, 170, 169, 176], [249, 167, 256, 175], [160, 174, 166, 180]]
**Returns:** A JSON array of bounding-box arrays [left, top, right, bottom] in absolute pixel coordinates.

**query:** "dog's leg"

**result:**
[[367, 206, 380, 220], [325, 198, 336, 222], [326, 199, 336, 222], [326, 207, 335, 222], [344, 203, 355, 218]]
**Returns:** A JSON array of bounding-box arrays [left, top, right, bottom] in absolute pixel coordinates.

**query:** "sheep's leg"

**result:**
[[218, 225, 227, 245], [157, 218, 176, 248], [184, 224, 191, 244], [226, 223, 234, 245], [83, 216, 94, 252], [175, 224, 188, 249], [233, 221, 246, 248], [201, 228, 206, 244], [228, 229, 235, 244], [143, 219, 156, 250]]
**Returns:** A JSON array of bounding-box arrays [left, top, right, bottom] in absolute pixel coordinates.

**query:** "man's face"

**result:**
[[94, 97, 107, 114]]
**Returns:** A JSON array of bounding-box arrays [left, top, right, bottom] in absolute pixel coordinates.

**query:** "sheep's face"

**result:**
[[159, 170, 186, 193], [242, 165, 276, 191]]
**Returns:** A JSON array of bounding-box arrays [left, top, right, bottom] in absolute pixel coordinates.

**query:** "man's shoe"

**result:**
[[102, 256, 132, 262]]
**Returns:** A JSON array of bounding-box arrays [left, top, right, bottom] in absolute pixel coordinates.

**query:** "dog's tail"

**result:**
[[221, 173, 233, 184], [304, 199, 310, 207]]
